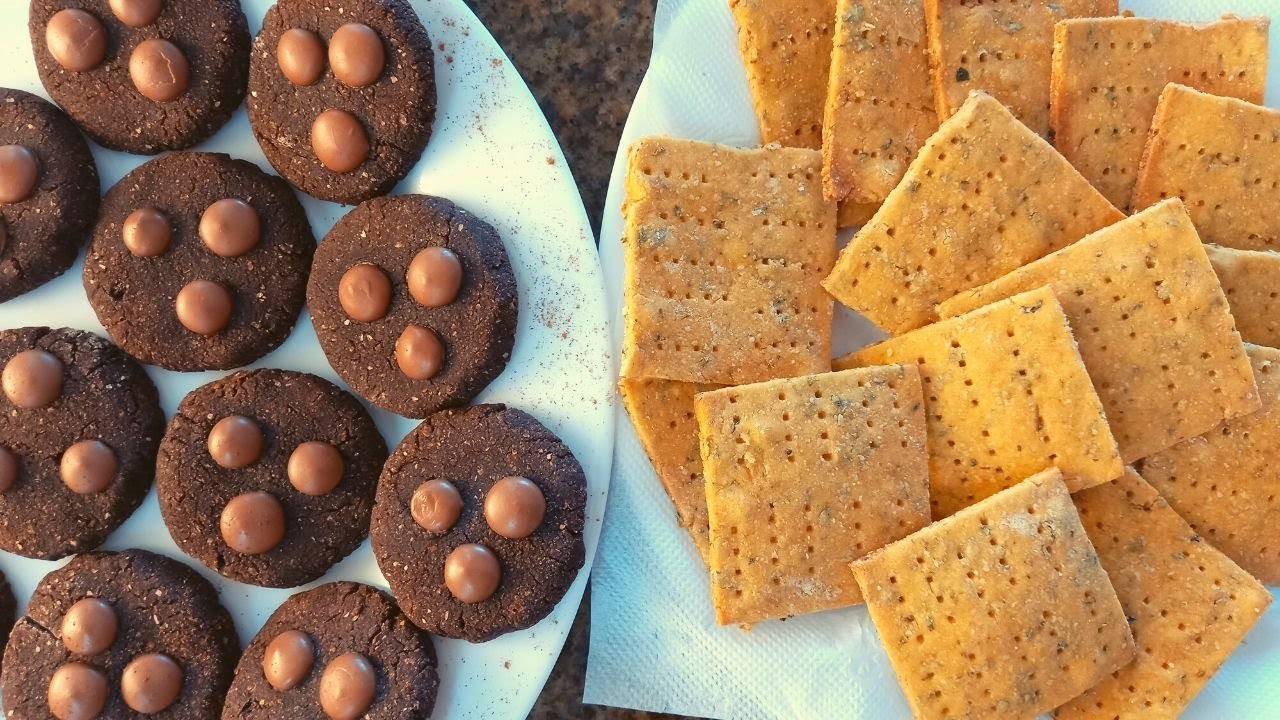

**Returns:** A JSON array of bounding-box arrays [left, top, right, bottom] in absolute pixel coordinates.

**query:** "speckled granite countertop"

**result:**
[[461, 1, 698, 717]]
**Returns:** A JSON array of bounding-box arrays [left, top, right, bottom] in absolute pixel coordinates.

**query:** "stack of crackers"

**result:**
[[618, 1, 1278, 717]]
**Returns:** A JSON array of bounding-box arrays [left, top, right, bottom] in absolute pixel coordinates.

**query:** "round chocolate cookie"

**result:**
[[0, 88, 99, 302], [308, 195, 517, 418], [247, 0, 436, 204], [83, 152, 315, 371], [28, 0, 250, 154], [0, 568, 15, 674], [0, 327, 163, 559], [157, 368, 387, 588], [371, 404, 586, 642], [222, 582, 438, 719], [1, 549, 239, 719]]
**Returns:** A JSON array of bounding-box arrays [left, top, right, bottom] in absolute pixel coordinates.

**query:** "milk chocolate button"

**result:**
[[221, 491, 285, 554], [47, 662, 108, 720], [329, 23, 385, 88], [175, 279, 233, 335], [121, 653, 183, 713], [61, 598, 118, 656], [287, 441, 344, 496], [0, 145, 39, 204], [0, 445, 15, 493], [122, 207, 171, 257], [129, 38, 190, 102], [207, 415, 263, 469], [318, 652, 376, 720], [3, 349, 64, 408], [444, 543, 501, 603], [60, 440, 118, 495], [407, 247, 463, 308], [45, 9, 107, 73], [110, 0, 163, 27], [263, 629, 314, 691], [338, 264, 391, 322], [484, 476, 546, 539], [411, 479, 463, 533], [311, 109, 369, 173], [277, 28, 325, 86], [395, 324, 444, 381], [200, 198, 260, 257]]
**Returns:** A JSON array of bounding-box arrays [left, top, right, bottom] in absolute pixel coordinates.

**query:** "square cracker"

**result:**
[[924, 0, 1117, 135], [620, 137, 836, 385], [1209, 245, 1280, 349], [822, 0, 937, 205], [1134, 84, 1280, 251], [940, 199, 1261, 463], [838, 286, 1123, 517], [619, 378, 721, 561], [730, 0, 835, 149], [852, 469, 1135, 720], [1061, 468, 1272, 718], [698, 365, 930, 625], [1050, 15, 1270, 209], [1142, 345, 1280, 585], [823, 92, 1123, 335]]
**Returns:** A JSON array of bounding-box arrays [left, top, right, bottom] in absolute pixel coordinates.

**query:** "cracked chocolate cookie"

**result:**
[[0, 549, 239, 719], [247, 0, 436, 204], [28, 0, 250, 154], [0, 327, 163, 559], [371, 404, 586, 642], [83, 152, 315, 371], [156, 368, 387, 588], [0, 88, 99, 302], [307, 195, 517, 418], [221, 582, 438, 719]]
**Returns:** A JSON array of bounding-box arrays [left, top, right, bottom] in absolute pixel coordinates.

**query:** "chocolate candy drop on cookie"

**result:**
[[277, 28, 325, 86], [3, 349, 63, 408], [176, 279, 234, 335], [407, 247, 463, 308], [221, 491, 286, 555], [329, 23, 385, 88], [122, 208, 172, 257], [311, 109, 369, 173], [45, 9, 107, 73], [338, 263, 392, 322], [60, 598, 118, 656], [110, 0, 163, 28], [129, 39, 190, 102], [121, 653, 183, 713], [200, 198, 260, 257], [395, 324, 444, 380], [485, 476, 546, 539], [411, 479, 463, 533], [287, 441, 344, 496], [0, 145, 39, 204], [207, 415, 263, 469], [47, 662, 108, 720], [263, 629, 315, 691], [444, 543, 501, 603], [59, 440, 118, 495], [319, 652, 377, 720]]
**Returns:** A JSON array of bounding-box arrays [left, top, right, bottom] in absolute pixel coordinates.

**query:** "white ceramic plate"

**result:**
[[590, 1, 1279, 718], [0, 1, 614, 717]]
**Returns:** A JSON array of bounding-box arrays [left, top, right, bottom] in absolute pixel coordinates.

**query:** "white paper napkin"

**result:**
[[587, 0, 1280, 718]]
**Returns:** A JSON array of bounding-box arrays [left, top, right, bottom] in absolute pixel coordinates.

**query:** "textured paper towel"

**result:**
[[589, 1, 1280, 718]]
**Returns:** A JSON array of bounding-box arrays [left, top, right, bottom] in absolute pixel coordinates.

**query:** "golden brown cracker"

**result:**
[[837, 200, 879, 229], [1062, 468, 1272, 718], [620, 137, 836, 385], [940, 199, 1260, 463], [1135, 83, 1280, 251], [1209, 245, 1280, 349], [698, 365, 930, 625], [823, 0, 937, 204], [852, 469, 1135, 720], [838, 287, 1123, 517], [1050, 15, 1270, 209], [730, 0, 836, 148], [619, 377, 721, 560], [924, 0, 1117, 134], [1142, 345, 1280, 585], [823, 92, 1123, 335]]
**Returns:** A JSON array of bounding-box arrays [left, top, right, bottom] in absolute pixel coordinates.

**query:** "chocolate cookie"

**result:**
[[222, 582, 438, 719], [308, 195, 517, 418], [28, 0, 250, 154], [83, 152, 315, 371], [157, 369, 387, 588], [371, 404, 587, 642], [0, 88, 99, 302], [0, 568, 14, 674], [0, 327, 163, 559], [247, 0, 436, 204], [0, 549, 239, 719]]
